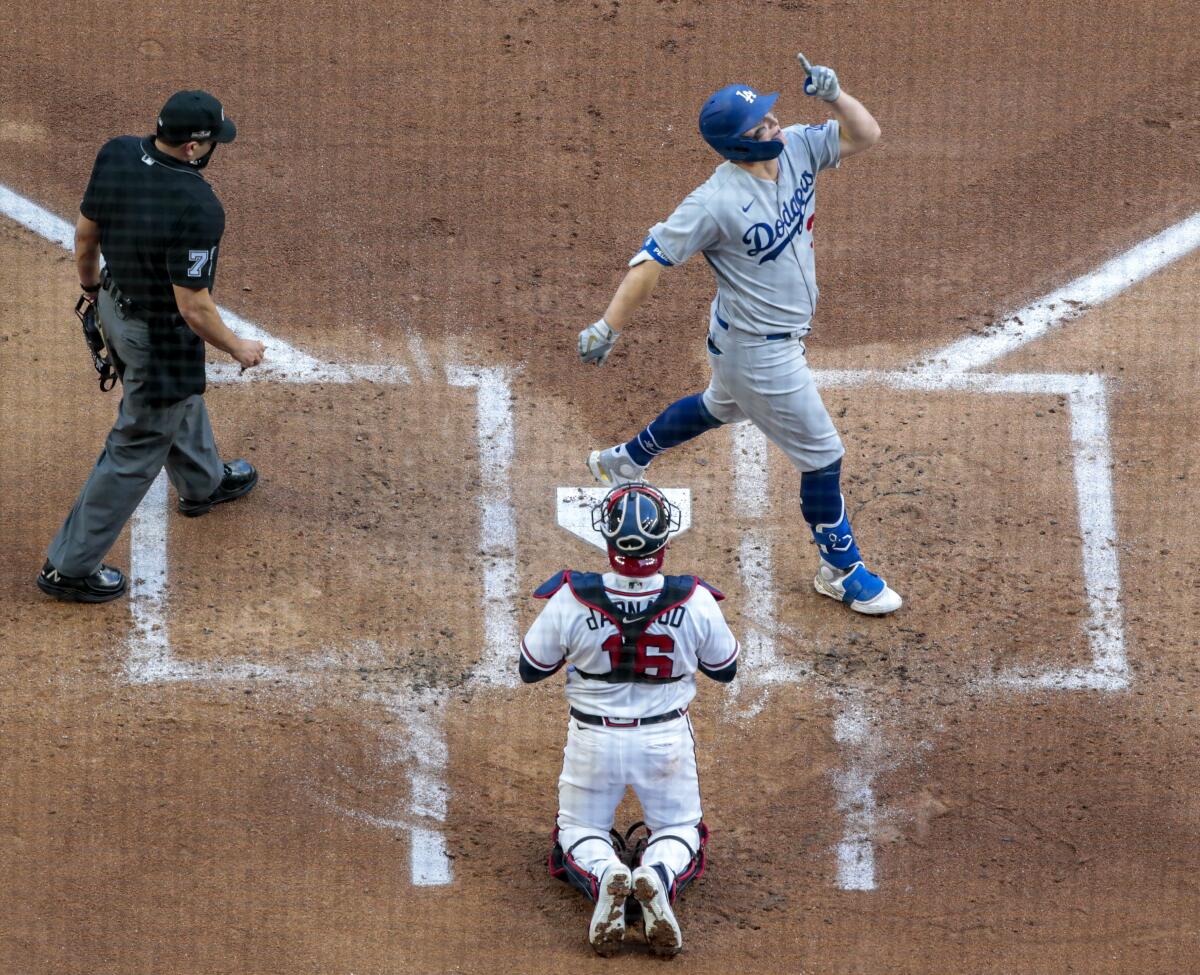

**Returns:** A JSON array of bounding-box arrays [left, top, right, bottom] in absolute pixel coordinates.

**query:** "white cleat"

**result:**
[[587, 444, 647, 486], [814, 561, 903, 615], [589, 862, 632, 957], [632, 865, 683, 957]]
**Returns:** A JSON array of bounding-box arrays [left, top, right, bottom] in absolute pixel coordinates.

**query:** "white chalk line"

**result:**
[[406, 330, 434, 382], [448, 366, 520, 689], [365, 685, 454, 886], [730, 212, 1200, 888], [830, 691, 883, 891], [10, 182, 1195, 892], [0, 183, 471, 885], [0, 182, 75, 250], [0, 181, 409, 385], [913, 211, 1200, 377]]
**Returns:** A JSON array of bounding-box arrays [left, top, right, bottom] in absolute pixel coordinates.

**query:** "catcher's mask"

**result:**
[[699, 83, 783, 162], [591, 483, 682, 578]]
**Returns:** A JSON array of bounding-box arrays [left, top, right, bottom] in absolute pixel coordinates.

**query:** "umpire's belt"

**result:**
[[101, 268, 142, 320], [570, 706, 687, 728]]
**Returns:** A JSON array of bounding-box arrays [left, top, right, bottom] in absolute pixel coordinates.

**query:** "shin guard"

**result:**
[[625, 393, 723, 467]]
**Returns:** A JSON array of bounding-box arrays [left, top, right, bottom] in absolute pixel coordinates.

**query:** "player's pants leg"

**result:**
[[704, 329, 896, 606], [627, 716, 703, 894], [556, 720, 627, 889], [702, 330, 843, 471], [622, 393, 724, 468]]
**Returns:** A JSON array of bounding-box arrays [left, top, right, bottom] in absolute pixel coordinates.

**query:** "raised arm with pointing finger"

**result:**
[[577, 53, 901, 617]]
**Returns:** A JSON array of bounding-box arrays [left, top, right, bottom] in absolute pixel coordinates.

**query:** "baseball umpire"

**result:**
[[521, 483, 739, 956], [579, 54, 901, 616], [37, 90, 265, 603]]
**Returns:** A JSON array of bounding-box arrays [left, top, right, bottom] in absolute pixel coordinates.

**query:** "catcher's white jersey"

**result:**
[[521, 571, 739, 718], [639, 121, 841, 338]]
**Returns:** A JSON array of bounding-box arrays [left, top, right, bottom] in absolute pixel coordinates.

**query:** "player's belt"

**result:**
[[715, 309, 799, 341], [569, 706, 687, 728]]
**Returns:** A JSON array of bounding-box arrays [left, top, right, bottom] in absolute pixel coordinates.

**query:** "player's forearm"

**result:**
[[829, 91, 881, 151], [74, 216, 102, 289], [602, 262, 661, 329]]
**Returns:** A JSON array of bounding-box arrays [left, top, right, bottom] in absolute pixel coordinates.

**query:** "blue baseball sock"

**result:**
[[800, 458, 863, 570], [624, 393, 723, 468]]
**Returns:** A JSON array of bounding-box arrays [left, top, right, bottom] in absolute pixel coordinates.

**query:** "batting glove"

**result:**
[[797, 53, 841, 102], [578, 318, 620, 366]]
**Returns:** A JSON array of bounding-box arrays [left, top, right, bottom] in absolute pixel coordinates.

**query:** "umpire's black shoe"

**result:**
[[178, 459, 258, 517], [37, 560, 128, 603]]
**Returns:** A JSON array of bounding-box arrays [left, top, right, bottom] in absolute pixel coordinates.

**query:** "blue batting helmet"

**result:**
[[698, 84, 782, 162]]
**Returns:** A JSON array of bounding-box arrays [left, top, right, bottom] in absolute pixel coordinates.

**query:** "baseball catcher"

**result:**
[[579, 53, 901, 616], [520, 484, 739, 957]]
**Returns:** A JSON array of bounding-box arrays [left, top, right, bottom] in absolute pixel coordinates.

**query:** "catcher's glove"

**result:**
[[75, 294, 119, 391]]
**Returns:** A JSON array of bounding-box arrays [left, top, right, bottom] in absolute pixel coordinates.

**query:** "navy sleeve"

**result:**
[[519, 655, 562, 684], [699, 659, 737, 683], [167, 200, 225, 290]]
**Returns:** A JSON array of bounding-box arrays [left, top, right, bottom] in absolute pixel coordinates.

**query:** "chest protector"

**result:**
[[565, 571, 697, 684]]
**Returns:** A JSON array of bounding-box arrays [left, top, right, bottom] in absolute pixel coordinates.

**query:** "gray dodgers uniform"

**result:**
[[637, 121, 844, 472]]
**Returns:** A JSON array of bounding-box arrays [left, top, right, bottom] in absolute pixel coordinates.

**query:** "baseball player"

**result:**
[[521, 483, 739, 957], [578, 54, 901, 616]]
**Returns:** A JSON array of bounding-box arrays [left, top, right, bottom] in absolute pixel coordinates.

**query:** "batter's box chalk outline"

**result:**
[[0, 182, 530, 889], [727, 209, 1200, 890], [5, 181, 1199, 894]]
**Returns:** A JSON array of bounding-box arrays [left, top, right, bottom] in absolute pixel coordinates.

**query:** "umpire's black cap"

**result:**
[[157, 90, 237, 144]]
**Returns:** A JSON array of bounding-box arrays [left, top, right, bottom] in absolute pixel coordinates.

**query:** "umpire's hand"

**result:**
[[231, 338, 265, 370]]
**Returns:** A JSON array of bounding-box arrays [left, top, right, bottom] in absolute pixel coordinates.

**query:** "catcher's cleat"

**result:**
[[587, 444, 647, 486], [814, 561, 902, 615], [589, 862, 632, 957], [36, 560, 127, 603], [178, 459, 258, 517], [632, 864, 683, 957]]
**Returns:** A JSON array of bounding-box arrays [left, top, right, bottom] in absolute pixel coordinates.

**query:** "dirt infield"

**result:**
[[2, 1, 1199, 973]]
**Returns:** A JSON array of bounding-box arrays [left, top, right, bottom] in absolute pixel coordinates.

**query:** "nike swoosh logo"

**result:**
[[741, 200, 754, 212], [622, 615, 644, 624]]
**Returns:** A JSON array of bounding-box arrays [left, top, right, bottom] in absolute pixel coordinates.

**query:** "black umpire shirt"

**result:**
[[81, 135, 225, 404]]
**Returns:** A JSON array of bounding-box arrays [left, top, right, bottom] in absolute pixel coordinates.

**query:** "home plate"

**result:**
[[556, 487, 692, 551]]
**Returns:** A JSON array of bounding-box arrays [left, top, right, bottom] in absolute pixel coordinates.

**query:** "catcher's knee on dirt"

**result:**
[[637, 821, 710, 903], [549, 827, 622, 902]]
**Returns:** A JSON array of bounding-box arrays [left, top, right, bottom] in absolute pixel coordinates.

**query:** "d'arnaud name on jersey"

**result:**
[[742, 171, 814, 264]]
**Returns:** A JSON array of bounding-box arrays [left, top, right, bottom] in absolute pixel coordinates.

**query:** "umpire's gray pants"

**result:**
[[47, 290, 223, 576]]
